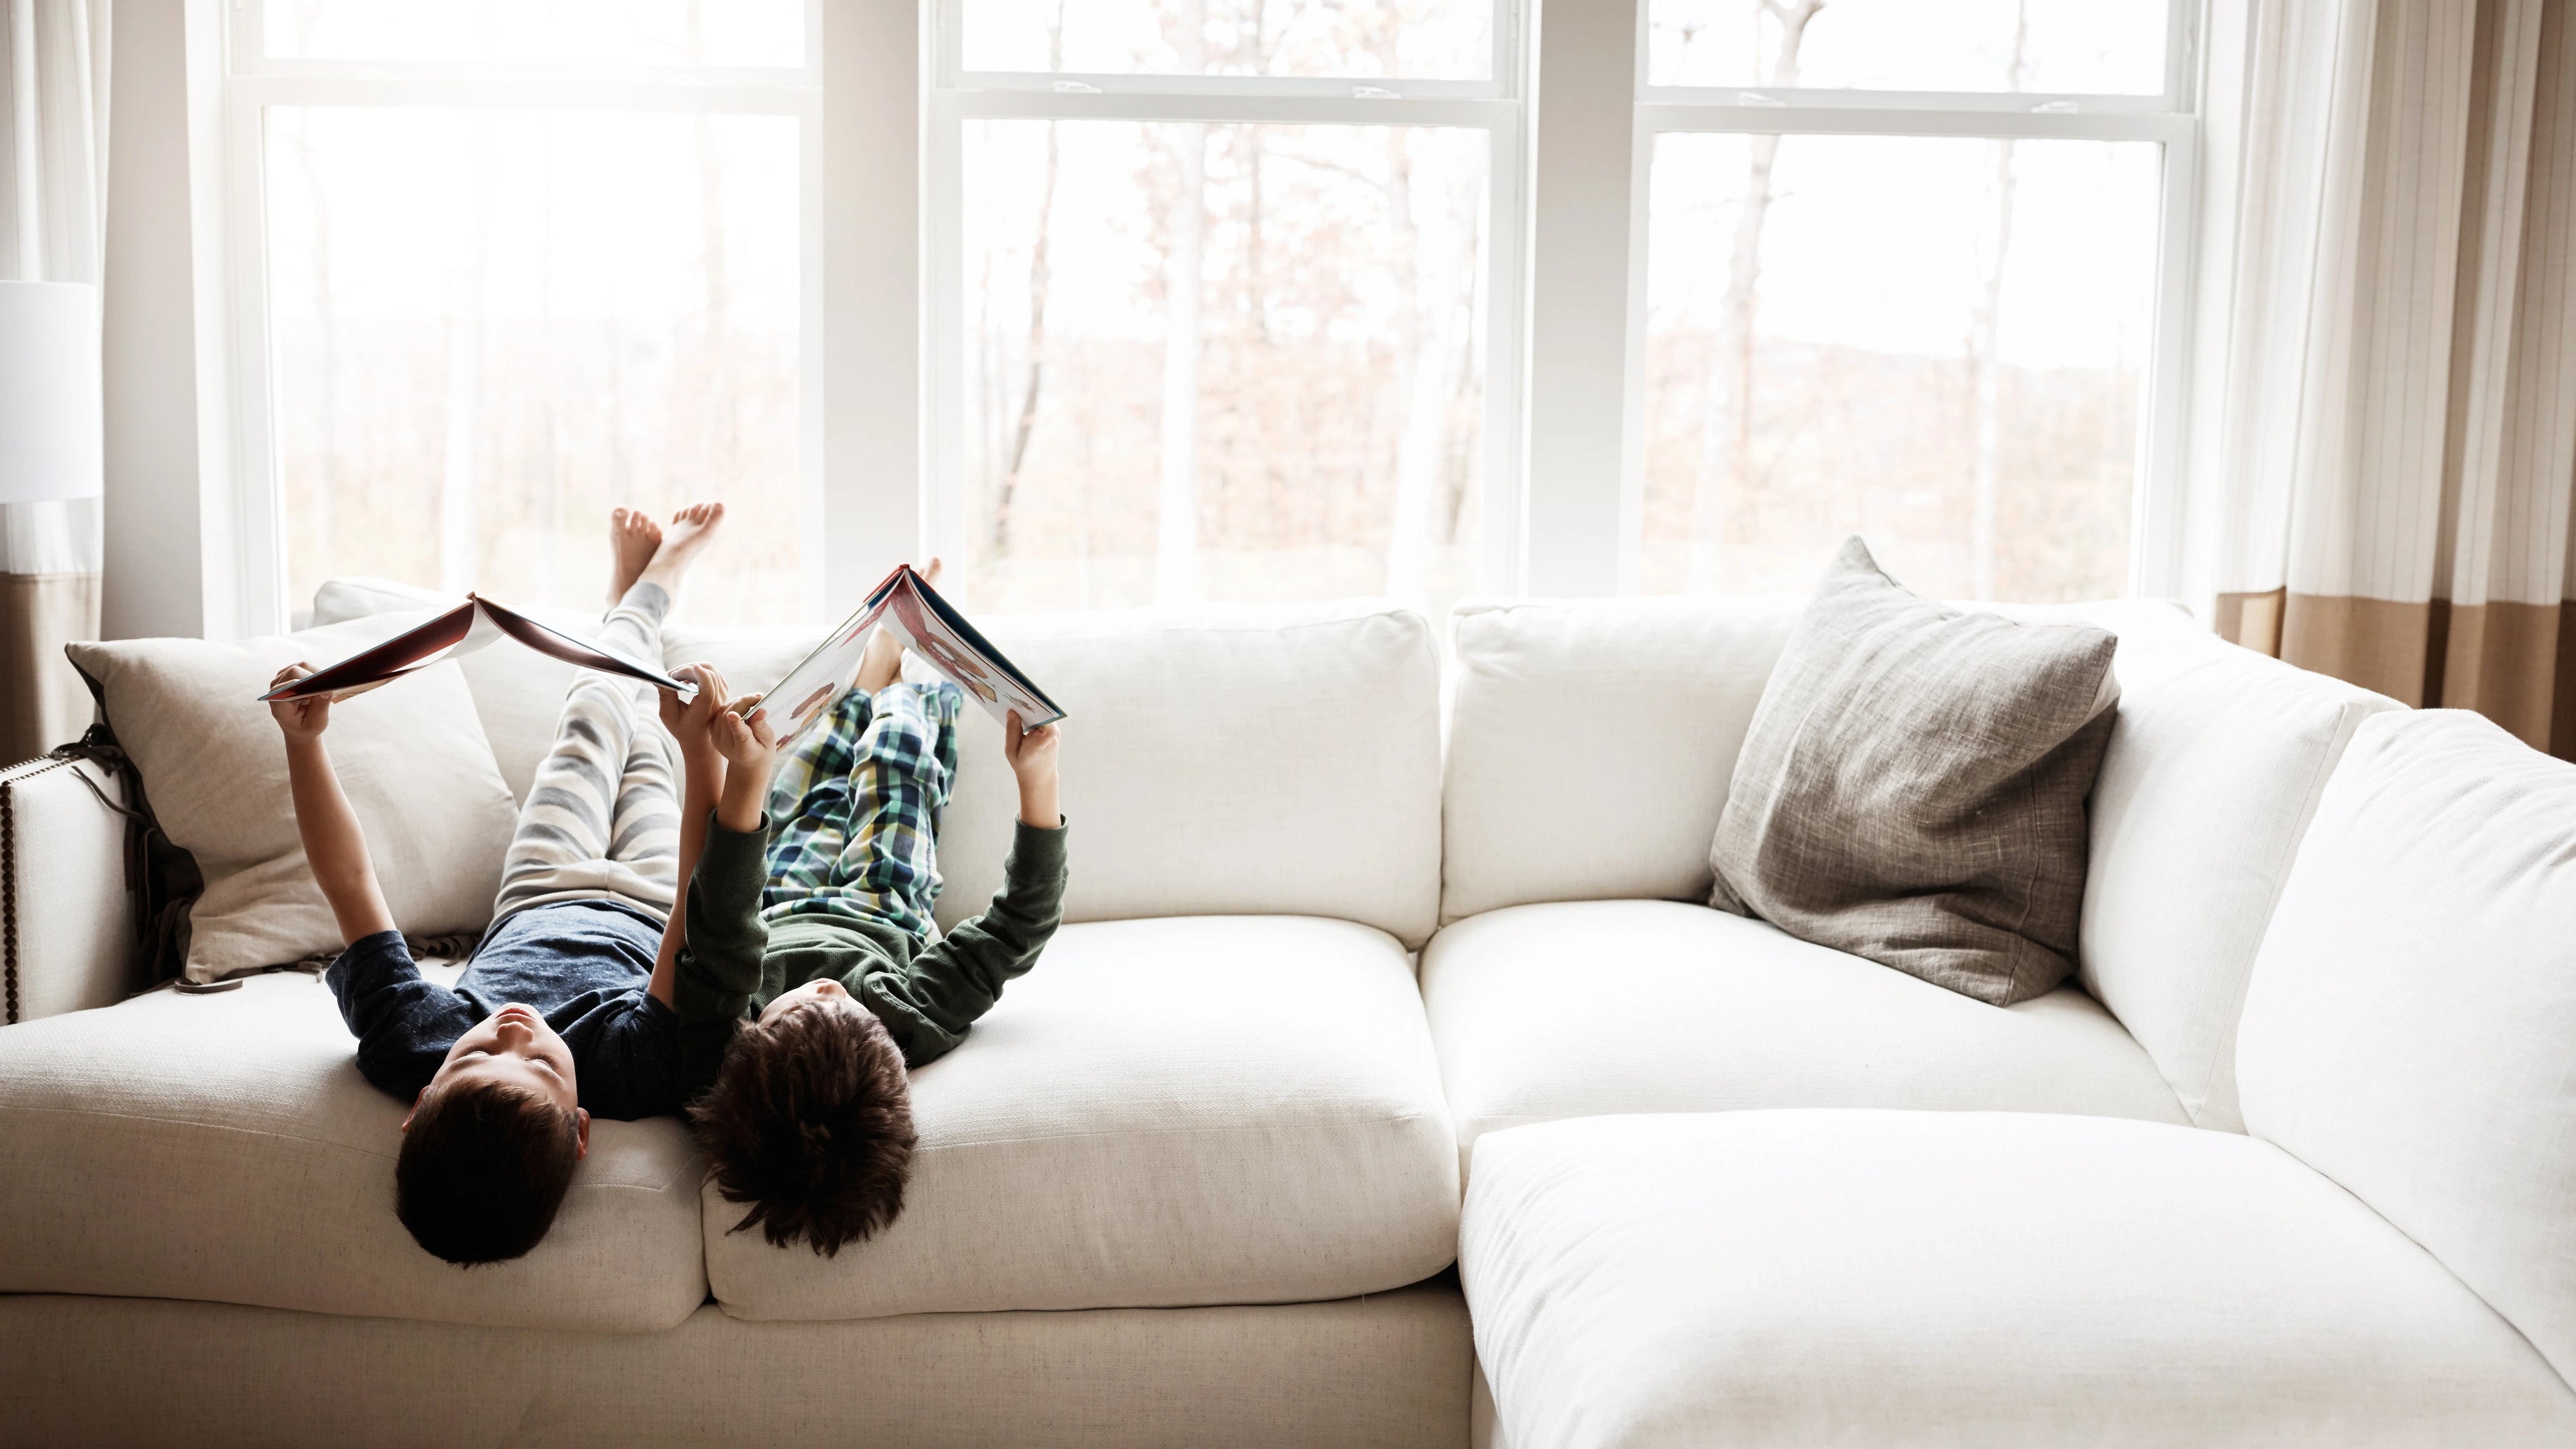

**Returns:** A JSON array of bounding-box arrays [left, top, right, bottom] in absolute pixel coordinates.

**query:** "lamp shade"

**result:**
[[0, 281, 105, 504]]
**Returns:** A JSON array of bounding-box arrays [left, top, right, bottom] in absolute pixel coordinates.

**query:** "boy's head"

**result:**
[[692, 980, 916, 1257], [397, 1003, 591, 1266]]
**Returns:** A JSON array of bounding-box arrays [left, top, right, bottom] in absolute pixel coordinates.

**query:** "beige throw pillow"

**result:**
[[1708, 538, 2119, 1006], [68, 615, 519, 982]]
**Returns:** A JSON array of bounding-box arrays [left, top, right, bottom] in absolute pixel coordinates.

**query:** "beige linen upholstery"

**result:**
[[2238, 709, 2576, 1386], [670, 601, 1447, 946], [1708, 539, 2118, 1006], [0, 973, 706, 1332], [1, 1284, 1471, 1449], [65, 616, 518, 980], [1423, 901, 2184, 1176], [706, 915, 1459, 1319], [1462, 1111, 2576, 1449], [0, 754, 135, 1020], [2061, 606, 2396, 1130], [1439, 593, 1803, 921]]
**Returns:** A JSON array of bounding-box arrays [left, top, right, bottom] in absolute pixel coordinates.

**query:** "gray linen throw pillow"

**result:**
[[1708, 538, 2119, 1006]]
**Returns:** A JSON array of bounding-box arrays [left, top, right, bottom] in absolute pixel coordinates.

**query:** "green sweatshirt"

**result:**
[[670, 814, 1069, 1097]]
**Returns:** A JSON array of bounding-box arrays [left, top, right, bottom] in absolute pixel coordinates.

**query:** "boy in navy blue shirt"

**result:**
[[279, 504, 742, 1265]]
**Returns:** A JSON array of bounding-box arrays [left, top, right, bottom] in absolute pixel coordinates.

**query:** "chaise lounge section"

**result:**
[[1459, 707, 2576, 1446]]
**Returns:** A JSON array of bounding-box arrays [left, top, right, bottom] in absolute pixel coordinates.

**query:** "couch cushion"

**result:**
[[2053, 606, 2396, 1132], [704, 915, 1459, 1319], [668, 601, 1447, 947], [1422, 901, 2183, 1174], [2238, 709, 2576, 1389], [0, 972, 706, 1332], [65, 618, 519, 980], [1462, 1111, 2576, 1449], [1441, 595, 1803, 923]]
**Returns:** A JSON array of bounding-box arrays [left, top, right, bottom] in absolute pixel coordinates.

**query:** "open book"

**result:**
[[258, 595, 692, 703], [258, 568, 1064, 745], [761, 563, 1066, 746]]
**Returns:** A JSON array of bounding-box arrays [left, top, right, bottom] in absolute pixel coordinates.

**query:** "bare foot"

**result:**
[[856, 556, 942, 693], [639, 501, 726, 599], [607, 508, 664, 608]]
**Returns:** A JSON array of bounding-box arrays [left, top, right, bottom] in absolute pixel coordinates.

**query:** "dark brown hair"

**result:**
[[691, 1001, 915, 1256], [395, 1081, 580, 1266]]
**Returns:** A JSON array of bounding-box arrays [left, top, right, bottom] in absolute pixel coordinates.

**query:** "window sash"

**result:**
[[218, 2, 826, 632], [1626, 0, 2202, 598], [925, 0, 1533, 598]]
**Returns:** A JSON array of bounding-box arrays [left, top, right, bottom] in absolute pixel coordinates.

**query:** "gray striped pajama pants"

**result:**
[[489, 581, 683, 928]]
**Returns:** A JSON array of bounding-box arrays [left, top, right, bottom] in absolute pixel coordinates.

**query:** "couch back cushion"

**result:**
[[1441, 595, 1804, 923], [670, 600, 1446, 947], [2236, 709, 2576, 1389], [2045, 604, 2396, 1131]]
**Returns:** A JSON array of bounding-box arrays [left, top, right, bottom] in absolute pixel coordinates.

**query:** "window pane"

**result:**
[[1640, 133, 2158, 601], [266, 108, 803, 625], [958, 119, 1487, 613], [1648, 0, 2166, 94], [265, 0, 804, 67], [963, 0, 1492, 81]]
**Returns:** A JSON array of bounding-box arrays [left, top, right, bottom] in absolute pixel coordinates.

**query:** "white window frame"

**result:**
[[1527, 0, 2203, 598], [214, 0, 828, 633], [209, 1, 2206, 630], [924, 0, 1533, 597]]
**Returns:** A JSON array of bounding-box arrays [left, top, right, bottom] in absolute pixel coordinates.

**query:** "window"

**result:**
[[218, 1, 2199, 634], [1632, 0, 2193, 601], [230, 0, 818, 627], [929, 0, 1523, 617]]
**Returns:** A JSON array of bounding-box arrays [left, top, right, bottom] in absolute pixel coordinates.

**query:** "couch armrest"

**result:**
[[2, 755, 138, 1023]]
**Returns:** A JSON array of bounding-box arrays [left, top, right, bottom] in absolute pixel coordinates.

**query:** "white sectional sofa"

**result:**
[[3, 582, 2568, 1447]]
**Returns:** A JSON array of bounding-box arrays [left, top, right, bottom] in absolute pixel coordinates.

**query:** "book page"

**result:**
[[757, 601, 886, 747], [475, 596, 693, 694]]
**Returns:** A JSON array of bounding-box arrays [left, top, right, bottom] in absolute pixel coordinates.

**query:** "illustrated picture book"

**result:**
[[760, 563, 1067, 745]]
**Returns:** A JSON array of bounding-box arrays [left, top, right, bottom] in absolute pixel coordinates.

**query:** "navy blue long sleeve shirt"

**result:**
[[326, 899, 687, 1121]]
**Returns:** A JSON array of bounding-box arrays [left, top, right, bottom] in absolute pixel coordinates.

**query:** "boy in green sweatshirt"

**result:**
[[672, 579, 1066, 1256]]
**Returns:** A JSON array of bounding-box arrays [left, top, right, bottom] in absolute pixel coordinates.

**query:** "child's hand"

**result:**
[[1003, 712, 1060, 782], [659, 664, 729, 756], [710, 692, 780, 772], [1004, 711, 1062, 828], [268, 663, 331, 741]]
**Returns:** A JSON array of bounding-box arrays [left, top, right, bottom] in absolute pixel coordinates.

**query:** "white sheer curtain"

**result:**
[[2206, 0, 2576, 758], [0, 0, 109, 767]]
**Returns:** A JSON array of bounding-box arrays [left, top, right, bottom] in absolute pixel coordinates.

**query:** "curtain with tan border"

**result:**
[[0, 0, 110, 769], [2210, 0, 2576, 759]]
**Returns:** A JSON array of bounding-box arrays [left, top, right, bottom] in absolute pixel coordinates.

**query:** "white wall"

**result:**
[[100, 0, 236, 641]]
